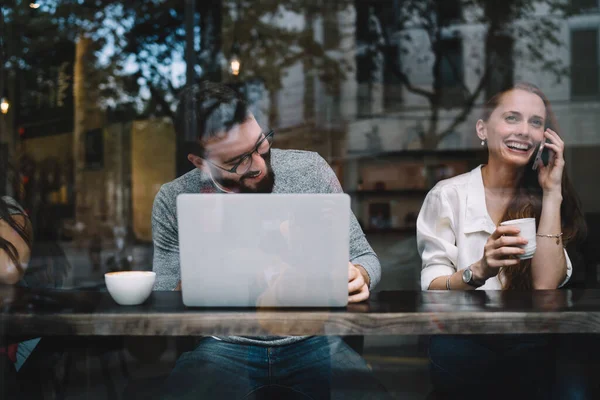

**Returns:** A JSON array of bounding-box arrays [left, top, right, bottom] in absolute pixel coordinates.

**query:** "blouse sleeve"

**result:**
[[558, 248, 573, 288], [417, 189, 458, 290]]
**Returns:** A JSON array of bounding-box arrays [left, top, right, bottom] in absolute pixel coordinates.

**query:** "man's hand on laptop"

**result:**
[[348, 262, 370, 303]]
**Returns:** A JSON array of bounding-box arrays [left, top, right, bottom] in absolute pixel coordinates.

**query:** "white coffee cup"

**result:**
[[500, 218, 536, 260], [105, 271, 156, 305]]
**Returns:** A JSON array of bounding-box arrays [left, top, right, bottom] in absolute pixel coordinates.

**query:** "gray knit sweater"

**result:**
[[151, 149, 381, 346]]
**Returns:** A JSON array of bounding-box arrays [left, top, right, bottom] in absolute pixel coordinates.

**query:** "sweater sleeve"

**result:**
[[312, 154, 382, 290], [151, 187, 181, 291]]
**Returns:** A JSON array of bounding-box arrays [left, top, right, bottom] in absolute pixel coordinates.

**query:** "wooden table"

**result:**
[[2, 286, 600, 337]]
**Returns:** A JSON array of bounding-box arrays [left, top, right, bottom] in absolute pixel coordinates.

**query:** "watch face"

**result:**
[[463, 268, 472, 283]]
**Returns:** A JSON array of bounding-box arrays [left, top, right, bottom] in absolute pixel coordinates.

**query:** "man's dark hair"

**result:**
[[175, 81, 250, 156]]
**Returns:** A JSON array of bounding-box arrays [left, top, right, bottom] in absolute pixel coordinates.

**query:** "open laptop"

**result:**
[[177, 193, 350, 307]]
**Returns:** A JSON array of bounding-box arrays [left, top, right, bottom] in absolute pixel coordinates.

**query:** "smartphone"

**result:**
[[532, 140, 551, 170]]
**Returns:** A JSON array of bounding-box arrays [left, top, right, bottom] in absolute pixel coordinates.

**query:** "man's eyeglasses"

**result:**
[[206, 130, 274, 175]]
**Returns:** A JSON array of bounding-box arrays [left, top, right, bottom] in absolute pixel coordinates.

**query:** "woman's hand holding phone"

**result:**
[[535, 129, 564, 197], [532, 141, 547, 171]]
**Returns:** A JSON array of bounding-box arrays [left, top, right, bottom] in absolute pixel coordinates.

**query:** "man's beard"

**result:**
[[215, 150, 275, 193]]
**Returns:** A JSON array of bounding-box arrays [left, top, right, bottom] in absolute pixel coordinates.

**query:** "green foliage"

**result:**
[[2, 0, 352, 123], [363, 0, 574, 148], [221, 0, 351, 94]]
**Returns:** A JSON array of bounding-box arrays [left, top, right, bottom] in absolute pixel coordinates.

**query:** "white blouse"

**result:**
[[416, 165, 572, 290]]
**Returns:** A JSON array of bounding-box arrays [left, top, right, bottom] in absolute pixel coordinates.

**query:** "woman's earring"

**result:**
[[481, 139, 486, 146]]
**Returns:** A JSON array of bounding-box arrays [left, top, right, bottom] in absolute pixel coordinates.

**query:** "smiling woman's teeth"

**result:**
[[506, 142, 529, 151]]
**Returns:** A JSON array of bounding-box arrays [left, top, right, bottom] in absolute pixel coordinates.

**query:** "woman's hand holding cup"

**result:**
[[472, 226, 529, 281]]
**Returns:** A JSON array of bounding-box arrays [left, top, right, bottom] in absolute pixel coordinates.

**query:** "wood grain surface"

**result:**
[[2, 286, 600, 336]]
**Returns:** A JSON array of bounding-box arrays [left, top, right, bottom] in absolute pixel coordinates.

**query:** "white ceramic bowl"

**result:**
[[105, 271, 156, 305]]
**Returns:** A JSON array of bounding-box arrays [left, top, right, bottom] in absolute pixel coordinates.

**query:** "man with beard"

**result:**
[[152, 82, 389, 399]]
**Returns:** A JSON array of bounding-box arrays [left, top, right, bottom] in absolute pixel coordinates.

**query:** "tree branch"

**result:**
[[437, 65, 490, 141], [133, 69, 175, 120], [378, 29, 435, 100]]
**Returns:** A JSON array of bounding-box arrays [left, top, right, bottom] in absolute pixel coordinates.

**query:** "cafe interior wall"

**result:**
[[131, 118, 176, 242], [20, 115, 177, 246], [33, 118, 173, 246], [21, 132, 73, 164], [19, 122, 132, 243], [69, 124, 130, 245], [17, 117, 346, 247]]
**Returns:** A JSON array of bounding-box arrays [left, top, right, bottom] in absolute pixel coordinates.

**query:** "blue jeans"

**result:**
[[161, 336, 391, 399]]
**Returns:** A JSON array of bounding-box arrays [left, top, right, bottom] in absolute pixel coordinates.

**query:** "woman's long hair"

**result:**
[[0, 197, 32, 274], [480, 82, 587, 289]]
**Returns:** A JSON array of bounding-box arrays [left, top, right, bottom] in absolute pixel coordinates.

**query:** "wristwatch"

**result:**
[[462, 267, 484, 288]]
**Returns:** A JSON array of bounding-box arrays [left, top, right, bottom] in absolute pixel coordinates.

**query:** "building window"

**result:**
[[355, 1, 398, 115], [571, 29, 599, 98], [323, 12, 340, 50], [384, 44, 403, 111], [439, 38, 464, 88], [437, 0, 462, 24], [436, 37, 466, 107], [486, 34, 514, 99], [85, 128, 104, 170], [572, 0, 599, 13]]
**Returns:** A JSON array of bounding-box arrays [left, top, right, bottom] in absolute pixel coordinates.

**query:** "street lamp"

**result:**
[[29, 3, 40, 9], [0, 97, 9, 114], [229, 41, 241, 76], [229, 0, 241, 77], [230, 56, 241, 76]]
